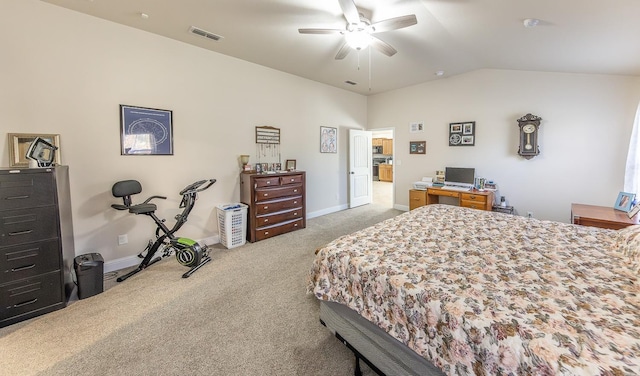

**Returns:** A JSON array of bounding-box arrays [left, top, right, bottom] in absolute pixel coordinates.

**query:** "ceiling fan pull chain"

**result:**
[[368, 47, 372, 91]]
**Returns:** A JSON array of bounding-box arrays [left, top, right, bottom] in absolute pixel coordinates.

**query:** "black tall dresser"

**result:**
[[0, 166, 75, 327]]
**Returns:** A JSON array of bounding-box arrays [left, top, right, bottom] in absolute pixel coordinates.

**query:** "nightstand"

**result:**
[[571, 203, 639, 230], [492, 205, 514, 215]]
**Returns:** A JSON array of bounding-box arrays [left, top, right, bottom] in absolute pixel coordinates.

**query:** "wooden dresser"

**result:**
[[571, 203, 639, 230], [240, 171, 306, 242], [410, 187, 494, 211], [0, 166, 75, 327]]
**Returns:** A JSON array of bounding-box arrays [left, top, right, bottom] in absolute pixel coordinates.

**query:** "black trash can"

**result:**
[[74, 253, 104, 299]]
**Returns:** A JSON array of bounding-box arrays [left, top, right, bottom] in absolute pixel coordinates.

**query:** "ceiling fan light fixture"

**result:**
[[523, 18, 540, 28], [345, 30, 371, 50]]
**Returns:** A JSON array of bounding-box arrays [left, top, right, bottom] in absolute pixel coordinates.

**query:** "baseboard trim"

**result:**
[[103, 255, 140, 273], [307, 204, 349, 219]]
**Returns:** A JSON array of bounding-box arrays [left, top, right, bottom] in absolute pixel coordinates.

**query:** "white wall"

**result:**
[[369, 69, 640, 222], [0, 1, 366, 267]]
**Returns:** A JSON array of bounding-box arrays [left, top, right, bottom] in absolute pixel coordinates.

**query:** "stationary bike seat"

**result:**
[[128, 203, 157, 215]]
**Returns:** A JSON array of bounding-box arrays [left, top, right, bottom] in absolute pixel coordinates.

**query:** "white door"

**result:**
[[349, 129, 372, 208]]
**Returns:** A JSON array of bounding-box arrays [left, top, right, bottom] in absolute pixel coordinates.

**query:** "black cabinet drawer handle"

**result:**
[[13, 298, 38, 308], [5, 195, 30, 200], [12, 264, 36, 272], [9, 230, 33, 236]]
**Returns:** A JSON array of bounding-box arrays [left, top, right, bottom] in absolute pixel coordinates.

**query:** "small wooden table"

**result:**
[[571, 203, 640, 230]]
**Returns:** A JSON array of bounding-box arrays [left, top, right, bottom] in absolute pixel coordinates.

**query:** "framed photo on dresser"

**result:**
[[614, 191, 635, 212]]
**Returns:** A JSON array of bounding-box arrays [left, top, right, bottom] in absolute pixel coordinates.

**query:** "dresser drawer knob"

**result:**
[[290, 178, 294, 181], [293, 201, 297, 204], [470, 195, 476, 199], [294, 212, 297, 215], [264, 206, 269, 210], [12, 264, 36, 272], [264, 231, 269, 235], [293, 189, 298, 192], [294, 224, 298, 227], [9, 230, 33, 236], [6, 195, 29, 200], [263, 193, 268, 196], [13, 298, 38, 308], [264, 219, 268, 223]]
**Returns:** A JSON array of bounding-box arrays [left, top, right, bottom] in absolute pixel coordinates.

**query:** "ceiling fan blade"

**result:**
[[338, 0, 360, 25], [370, 37, 397, 57], [298, 28, 343, 34], [335, 42, 351, 60], [371, 14, 417, 33]]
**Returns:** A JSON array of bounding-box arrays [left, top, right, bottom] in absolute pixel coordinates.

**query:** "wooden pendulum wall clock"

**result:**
[[517, 113, 542, 159]]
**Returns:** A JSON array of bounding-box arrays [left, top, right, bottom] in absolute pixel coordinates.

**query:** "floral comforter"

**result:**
[[307, 204, 640, 375]]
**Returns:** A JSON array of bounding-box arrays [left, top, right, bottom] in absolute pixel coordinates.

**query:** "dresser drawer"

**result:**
[[460, 200, 486, 210], [0, 240, 60, 284], [280, 174, 303, 185], [255, 185, 302, 202], [429, 189, 459, 198], [0, 271, 63, 322], [409, 190, 426, 210], [256, 208, 303, 228], [460, 193, 487, 203], [0, 173, 55, 210], [255, 219, 304, 241], [0, 207, 59, 246], [254, 177, 281, 188], [256, 196, 303, 215]]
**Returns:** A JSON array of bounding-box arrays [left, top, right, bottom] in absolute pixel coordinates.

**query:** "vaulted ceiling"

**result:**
[[41, 0, 640, 95]]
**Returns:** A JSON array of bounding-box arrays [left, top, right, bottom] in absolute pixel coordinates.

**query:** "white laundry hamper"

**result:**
[[216, 203, 248, 249]]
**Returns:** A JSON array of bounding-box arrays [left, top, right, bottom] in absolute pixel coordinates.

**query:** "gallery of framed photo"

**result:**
[[120, 105, 173, 155], [409, 141, 426, 154], [614, 191, 635, 212], [449, 121, 475, 146], [320, 126, 337, 153], [8, 133, 61, 168]]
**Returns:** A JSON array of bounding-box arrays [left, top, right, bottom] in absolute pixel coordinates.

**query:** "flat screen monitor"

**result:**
[[444, 167, 475, 187]]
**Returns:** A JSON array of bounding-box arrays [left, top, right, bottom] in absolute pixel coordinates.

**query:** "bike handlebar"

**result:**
[[179, 179, 216, 196]]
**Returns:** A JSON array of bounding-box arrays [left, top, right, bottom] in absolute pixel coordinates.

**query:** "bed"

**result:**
[[307, 204, 640, 375]]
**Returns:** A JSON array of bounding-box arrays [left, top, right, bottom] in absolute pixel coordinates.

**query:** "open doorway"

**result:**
[[371, 129, 394, 207]]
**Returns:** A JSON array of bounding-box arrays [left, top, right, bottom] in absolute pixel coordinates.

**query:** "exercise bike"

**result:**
[[111, 178, 216, 281]]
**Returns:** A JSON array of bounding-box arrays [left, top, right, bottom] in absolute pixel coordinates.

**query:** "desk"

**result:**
[[409, 188, 494, 211], [571, 203, 639, 230]]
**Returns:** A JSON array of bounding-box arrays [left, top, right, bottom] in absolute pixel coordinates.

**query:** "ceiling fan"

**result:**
[[298, 0, 417, 60]]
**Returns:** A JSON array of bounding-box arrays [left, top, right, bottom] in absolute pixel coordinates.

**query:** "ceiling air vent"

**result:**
[[189, 26, 223, 41], [344, 80, 357, 86]]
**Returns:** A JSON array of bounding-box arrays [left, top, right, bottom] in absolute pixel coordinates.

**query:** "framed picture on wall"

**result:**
[[320, 126, 337, 153], [120, 105, 173, 155], [449, 121, 475, 146], [409, 141, 426, 154]]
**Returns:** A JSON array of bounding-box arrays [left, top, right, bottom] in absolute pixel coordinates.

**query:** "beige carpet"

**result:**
[[0, 203, 402, 376]]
